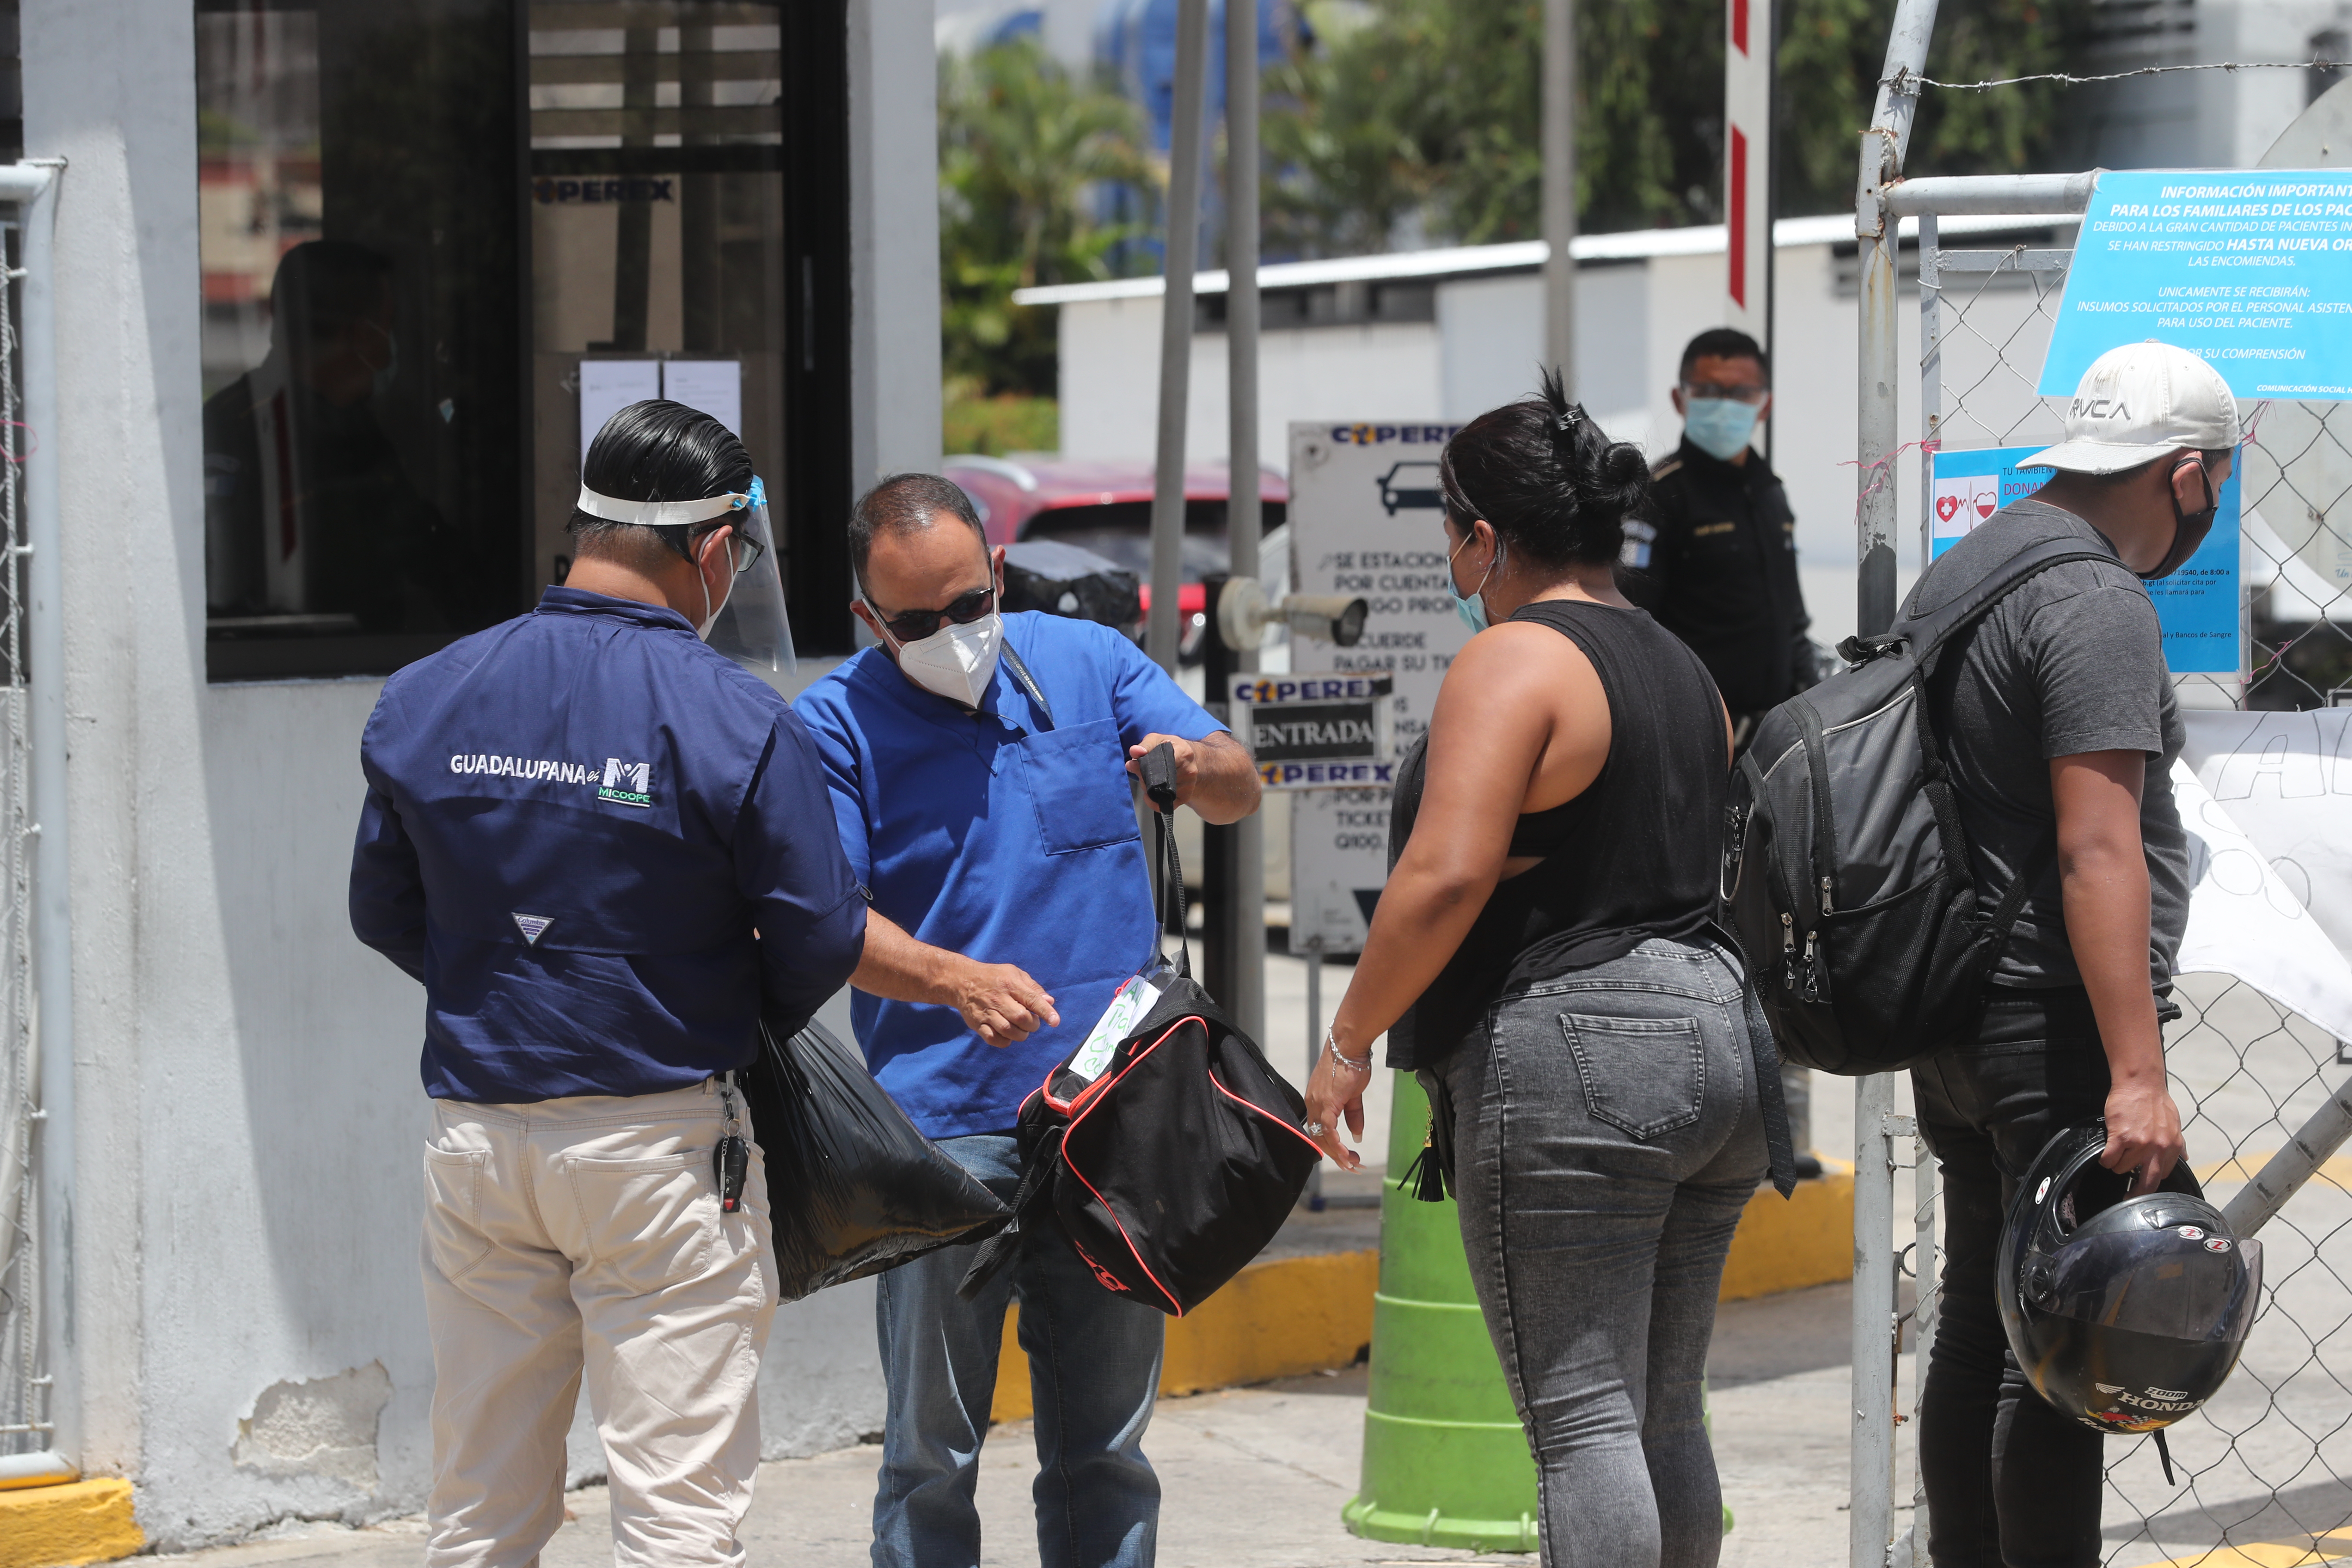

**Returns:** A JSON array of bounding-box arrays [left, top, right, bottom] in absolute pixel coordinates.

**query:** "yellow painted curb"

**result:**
[[0, 1479, 144, 1568], [1719, 1159, 1856, 1304], [990, 1164, 1853, 1419], [992, 1248, 1381, 1424]]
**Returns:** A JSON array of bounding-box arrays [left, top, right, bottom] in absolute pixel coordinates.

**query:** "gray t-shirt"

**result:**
[[1913, 498, 2189, 991]]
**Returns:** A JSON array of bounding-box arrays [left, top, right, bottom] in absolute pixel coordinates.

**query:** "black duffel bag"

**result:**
[[741, 1014, 1010, 1303], [959, 745, 1318, 1316]]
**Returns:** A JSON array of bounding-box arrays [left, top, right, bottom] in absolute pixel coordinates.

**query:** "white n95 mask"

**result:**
[[894, 612, 1005, 708]]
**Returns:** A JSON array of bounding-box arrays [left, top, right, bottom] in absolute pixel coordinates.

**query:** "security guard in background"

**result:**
[[1623, 329, 1823, 1176], [1624, 327, 1817, 751], [350, 399, 867, 1568]]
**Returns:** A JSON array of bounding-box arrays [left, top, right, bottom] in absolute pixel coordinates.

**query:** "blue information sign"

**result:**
[[1928, 445, 2242, 674], [2040, 169, 2352, 400]]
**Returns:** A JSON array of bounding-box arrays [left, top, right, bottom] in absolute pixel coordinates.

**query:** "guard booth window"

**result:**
[[527, 4, 787, 600], [196, 0, 846, 682], [197, 2, 526, 681]]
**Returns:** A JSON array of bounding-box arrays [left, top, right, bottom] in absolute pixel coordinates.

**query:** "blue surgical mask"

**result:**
[[1684, 396, 1762, 462], [1448, 530, 1502, 634]]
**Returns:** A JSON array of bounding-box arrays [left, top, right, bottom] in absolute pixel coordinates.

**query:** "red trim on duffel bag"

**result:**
[[1057, 1016, 1200, 1317], [1208, 1070, 1326, 1159]]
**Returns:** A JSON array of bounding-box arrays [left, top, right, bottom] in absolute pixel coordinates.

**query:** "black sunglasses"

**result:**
[[867, 584, 995, 643]]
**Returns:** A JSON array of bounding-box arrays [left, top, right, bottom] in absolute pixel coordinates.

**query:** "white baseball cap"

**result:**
[[2023, 340, 2240, 475]]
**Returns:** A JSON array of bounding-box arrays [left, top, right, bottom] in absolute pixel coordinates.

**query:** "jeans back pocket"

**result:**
[[1559, 1012, 1705, 1140]]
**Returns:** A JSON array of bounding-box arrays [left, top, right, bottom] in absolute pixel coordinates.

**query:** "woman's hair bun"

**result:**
[[1436, 366, 1652, 571]]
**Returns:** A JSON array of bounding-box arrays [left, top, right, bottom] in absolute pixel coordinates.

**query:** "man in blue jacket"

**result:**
[[351, 402, 866, 1568], [794, 473, 1261, 1568]]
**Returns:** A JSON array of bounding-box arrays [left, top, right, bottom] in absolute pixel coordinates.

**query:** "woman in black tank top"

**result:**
[[1301, 375, 1790, 1568]]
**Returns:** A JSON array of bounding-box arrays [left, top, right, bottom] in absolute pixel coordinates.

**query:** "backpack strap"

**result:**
[[1894, 539, 2112, 971], [1895, 538, 2118, 672], [1139, 742, 1191, 979]]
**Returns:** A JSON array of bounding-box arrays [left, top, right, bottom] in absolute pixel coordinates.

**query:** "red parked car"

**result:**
[[942, 455, 1288, 650]]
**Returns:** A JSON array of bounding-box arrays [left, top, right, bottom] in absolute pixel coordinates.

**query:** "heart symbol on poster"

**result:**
[[1974, 488, 1998, 521], [1936, 494, 1962, 523]]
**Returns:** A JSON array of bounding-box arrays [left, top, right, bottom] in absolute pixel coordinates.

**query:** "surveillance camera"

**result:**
[[1278, 593, 1368, 648], [1216, 579, 1369, 649]]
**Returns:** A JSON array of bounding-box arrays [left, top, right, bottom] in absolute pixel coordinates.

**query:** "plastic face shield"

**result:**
[[2037, 1229, 2264, 1343], [701, 477, 795, 678]]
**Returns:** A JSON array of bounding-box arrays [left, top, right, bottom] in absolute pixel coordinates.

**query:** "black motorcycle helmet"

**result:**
[[1997, 1124, 2263, 1435]]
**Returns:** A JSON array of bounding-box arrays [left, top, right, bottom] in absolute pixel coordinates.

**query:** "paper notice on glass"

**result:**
[[663, 359, 742, 435], [1066, 972, 1164, 1083], [580, 359, 661, 466]]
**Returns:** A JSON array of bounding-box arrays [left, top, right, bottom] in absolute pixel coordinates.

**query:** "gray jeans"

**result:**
[[1437, 938, 1767, 1568]]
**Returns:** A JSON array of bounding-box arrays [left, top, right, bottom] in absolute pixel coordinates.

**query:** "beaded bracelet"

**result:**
[[1324, 1029, 1373, 1073]]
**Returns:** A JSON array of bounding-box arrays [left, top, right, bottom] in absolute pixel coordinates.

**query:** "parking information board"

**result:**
[[1283, 420, 1464, 952], [2040, 168, 2352, 399], [1929, 444, 2243, 674]]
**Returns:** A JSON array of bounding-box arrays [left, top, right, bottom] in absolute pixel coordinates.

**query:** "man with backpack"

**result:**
[[1907, 340, 2217, 1566]]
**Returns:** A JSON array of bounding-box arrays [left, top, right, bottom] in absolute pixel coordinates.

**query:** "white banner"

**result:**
[[2172, 760, 2352, 1043], [2177, 708, 2352, 961]]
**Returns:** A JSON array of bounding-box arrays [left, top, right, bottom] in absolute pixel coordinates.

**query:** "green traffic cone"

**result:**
[[1342, 1070, 1540, 1552], [1341, 1072, 1735, 1548]]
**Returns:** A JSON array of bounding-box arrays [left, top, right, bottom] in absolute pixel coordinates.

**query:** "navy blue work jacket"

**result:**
[[350, 587, 867, 1102]]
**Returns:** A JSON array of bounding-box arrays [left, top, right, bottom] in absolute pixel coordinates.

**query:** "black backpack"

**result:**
[[959, 746, 1319, 1315], [1723, 536, 2110, 1075]]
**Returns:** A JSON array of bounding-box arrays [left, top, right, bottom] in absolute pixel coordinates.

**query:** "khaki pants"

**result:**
[[420, 1080, 776, 1568]]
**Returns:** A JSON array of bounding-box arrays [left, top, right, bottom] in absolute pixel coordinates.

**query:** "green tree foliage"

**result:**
[[1264, 0, 2082, 252], [938, 40, 1155, 398], [1777, 0, 2078, 215]]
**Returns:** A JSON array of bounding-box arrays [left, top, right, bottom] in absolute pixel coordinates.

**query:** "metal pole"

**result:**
[[1851, 1079, 1899, 1568], [11, 159, 74, 1480], [2223, 1076, 2352, 1238], [1853, 0, 1940, 640], [1223, 0, 1265, 1045], [1541, 0, 1577, 385], [1918, 211, 1941, 573], [1305, 934, 1323, 1210], [1147, 0, 1213, 673], [1908, 1135, 1940, 1563]]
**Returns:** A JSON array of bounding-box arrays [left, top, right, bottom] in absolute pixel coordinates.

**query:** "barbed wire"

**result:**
[[1892, 59, 2352, 93]]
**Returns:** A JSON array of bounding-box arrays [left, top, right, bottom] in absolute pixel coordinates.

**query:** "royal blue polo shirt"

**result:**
[[350, 587, 868, 1102], [793, 611, 1222, 1137]]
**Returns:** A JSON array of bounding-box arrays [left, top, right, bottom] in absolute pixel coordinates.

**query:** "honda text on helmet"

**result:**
[[2000, 1123, 2262, 1436]]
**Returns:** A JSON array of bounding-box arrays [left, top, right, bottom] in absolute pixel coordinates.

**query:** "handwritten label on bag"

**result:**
[[1067, 973, 1162, 1083]]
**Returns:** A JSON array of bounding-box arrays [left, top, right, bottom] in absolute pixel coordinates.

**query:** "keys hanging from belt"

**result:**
[[715, 1072, 749, 1213]]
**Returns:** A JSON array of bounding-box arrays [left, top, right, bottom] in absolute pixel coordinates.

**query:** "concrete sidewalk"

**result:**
[[152, 1282, 1866, 1568]]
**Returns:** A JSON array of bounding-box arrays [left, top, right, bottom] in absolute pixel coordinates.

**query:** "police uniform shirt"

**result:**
[[350, 587, 868, 1103], [793, 612, 1222, 1141], [1623, 436, 1813, 716]]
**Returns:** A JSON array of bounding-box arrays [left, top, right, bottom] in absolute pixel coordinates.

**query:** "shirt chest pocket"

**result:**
[[1014, 719, 1144, 856]]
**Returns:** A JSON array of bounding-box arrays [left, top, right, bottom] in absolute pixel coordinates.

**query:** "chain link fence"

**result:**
[[0, 206, 41, 1462], [1854, 199, 2352, 1568]]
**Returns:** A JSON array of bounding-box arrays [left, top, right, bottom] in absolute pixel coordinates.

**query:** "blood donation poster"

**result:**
[[1928, 444, 2242, 675]]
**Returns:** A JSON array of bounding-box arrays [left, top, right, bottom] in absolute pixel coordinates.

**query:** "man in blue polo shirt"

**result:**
[[794, 472, 1260, 1568]]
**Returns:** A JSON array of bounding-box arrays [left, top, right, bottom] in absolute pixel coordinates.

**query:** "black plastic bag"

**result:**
[[742, 1016, 1010, 1303], [999, 539, 1143, 632]]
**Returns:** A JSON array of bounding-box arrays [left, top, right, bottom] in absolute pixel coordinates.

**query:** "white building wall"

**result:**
[[24, 0, 895, 1547]]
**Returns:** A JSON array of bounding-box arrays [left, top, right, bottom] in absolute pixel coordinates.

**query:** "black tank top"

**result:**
[[1385, 599, 1730, 1068]]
